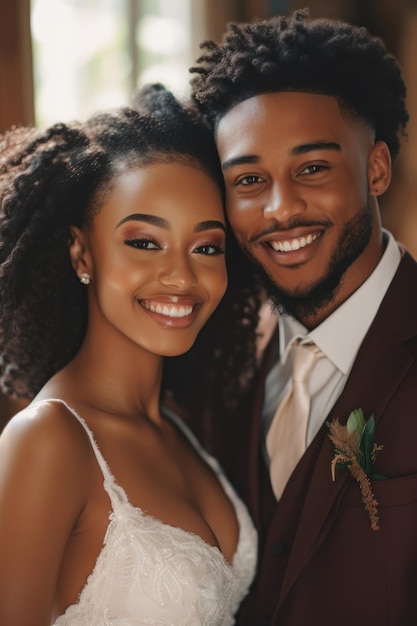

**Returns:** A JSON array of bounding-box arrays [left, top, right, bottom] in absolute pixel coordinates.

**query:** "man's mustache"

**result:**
[[248, 218, 332, 243]]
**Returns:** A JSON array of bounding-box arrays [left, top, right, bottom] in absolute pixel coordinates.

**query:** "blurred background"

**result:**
[[0, 0, 416, 422], [3, 0, 415, 250], [1, 0, 416, 249]]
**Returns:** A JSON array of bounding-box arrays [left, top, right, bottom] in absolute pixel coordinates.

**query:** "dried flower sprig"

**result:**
[[327, 408, 384, 531]]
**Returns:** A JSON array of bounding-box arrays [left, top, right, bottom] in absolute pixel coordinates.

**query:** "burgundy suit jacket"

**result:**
[[208, 249, 417, 626]]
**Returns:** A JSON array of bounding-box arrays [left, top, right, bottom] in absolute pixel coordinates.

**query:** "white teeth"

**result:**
[[142, 302, 193, 318], [270, 232, 320, 252]]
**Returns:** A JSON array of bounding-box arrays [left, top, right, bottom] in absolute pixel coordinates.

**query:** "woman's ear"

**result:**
[[69, 226, 92, 282], [368, 140, 392, 197]]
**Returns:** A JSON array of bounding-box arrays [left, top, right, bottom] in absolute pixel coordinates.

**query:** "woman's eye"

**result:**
[[124, 238, 160, 250], [237, 175, 264, 186], [194, 243, 225, 256]]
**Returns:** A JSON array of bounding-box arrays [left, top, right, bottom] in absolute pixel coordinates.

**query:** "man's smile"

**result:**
[[268, 231, 322, 252]]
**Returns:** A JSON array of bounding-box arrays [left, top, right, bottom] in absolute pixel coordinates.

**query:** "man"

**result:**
[[190, 9, 417, 625]]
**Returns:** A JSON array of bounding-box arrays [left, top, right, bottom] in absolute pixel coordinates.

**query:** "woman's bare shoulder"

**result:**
[[0, 399, 93, 486], [0, 400, 97, 623]]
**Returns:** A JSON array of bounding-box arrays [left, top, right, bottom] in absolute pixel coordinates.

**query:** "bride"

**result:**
[[0, 84, 257, 625]]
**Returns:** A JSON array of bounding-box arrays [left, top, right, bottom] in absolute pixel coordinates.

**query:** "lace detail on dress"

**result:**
[[46, 400, 257, 626]]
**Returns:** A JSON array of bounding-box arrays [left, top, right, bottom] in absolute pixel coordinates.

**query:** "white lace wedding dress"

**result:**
[[51, 401, 257, 626]]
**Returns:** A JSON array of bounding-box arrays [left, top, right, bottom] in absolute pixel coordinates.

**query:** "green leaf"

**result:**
[[359, 414, 376, 476], [371, 473, 386, 481], [346, 408, 365, 435]]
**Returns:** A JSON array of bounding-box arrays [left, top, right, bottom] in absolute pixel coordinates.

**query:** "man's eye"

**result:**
[[124, 238, 159, 250], [237, 175, 263, 186], [300, 164, 327, 175]]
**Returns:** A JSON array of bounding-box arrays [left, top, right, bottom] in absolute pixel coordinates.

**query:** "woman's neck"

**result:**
[[47, 321, 165, 425]]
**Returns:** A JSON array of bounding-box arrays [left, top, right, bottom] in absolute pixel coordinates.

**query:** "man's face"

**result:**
[[216, 92, 391, 325]]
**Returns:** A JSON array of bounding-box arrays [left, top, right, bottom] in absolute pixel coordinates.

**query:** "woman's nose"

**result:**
[[157, 255, 197, 289]]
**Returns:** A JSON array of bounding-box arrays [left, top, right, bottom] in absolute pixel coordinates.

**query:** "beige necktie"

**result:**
[[266, 341, 323, 500]]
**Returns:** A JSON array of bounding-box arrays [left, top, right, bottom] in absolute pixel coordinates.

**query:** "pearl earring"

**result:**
[[80, 272, 91, 285]]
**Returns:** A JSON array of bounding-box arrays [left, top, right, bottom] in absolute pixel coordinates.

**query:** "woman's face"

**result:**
[[72, 161, 227, 357]]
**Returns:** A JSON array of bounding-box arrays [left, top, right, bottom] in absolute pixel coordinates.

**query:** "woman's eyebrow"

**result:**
[[116, 215, 225, 233], [116, 213, 169, 229], [194, 220, 226, 233]]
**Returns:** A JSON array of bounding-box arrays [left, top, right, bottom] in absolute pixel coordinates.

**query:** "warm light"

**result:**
[[137, 15, 188, 55], [30, 0, 193, 127]]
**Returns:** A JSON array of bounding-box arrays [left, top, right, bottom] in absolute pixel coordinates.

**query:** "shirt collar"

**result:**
[[279, 230, 401, 372]]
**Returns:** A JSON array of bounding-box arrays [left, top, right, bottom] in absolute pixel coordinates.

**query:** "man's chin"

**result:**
[[261, 252, 350, 320], [265, 276, 339, 320], [256, 199, 374, 322]]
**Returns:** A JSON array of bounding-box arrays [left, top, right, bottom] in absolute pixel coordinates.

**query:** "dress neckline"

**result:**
[[31, 398, 244, 568]]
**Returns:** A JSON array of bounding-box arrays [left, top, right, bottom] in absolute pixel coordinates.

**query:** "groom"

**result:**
[[190, 9, 417, 625]]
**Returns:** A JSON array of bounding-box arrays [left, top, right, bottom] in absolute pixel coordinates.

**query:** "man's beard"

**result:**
[[255, 198, 374, 322]]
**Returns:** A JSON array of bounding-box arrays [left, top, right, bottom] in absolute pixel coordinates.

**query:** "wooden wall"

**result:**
[[0, 0, 34, 133]]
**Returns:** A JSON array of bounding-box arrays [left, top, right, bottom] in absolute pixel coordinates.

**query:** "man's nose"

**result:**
[[263, 182, 307, 222]]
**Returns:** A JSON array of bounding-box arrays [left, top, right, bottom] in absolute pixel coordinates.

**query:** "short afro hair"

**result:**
[[191, 9, 409, 160]]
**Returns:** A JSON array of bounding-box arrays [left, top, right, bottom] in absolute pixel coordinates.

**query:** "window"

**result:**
[[31, 0, 194, 127]]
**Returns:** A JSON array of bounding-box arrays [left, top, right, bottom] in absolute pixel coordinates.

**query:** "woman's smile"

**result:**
[[139, 296, 200, 328]]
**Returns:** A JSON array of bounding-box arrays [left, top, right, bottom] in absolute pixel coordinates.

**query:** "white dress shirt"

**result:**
[[262, 230, 401, 458]]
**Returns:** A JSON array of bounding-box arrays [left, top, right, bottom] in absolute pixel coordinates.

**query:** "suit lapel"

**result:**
[[275, 251, 417, 611]]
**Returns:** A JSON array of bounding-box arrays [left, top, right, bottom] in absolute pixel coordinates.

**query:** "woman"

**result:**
[[0, 85, 257, 625]]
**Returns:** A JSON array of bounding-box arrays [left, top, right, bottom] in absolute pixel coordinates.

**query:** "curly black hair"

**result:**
[[0, 84, 261, 401], [190, 8, 409, 160]]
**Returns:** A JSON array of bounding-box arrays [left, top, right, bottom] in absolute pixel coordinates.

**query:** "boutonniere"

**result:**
[[327, 408, 385, 531]]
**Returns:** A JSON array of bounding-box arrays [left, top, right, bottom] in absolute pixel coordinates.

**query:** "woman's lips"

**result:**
[[138, 297, 200, 328], [141, 300, 194, 318]]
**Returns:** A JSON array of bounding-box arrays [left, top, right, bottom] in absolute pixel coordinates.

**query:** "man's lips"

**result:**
[[268, 230, 322, 252]]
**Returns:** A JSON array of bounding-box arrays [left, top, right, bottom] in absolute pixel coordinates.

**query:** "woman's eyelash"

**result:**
[[124, 237, 159, 250], [123, 238, 225, 255], [194, 243, 226, 255]]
